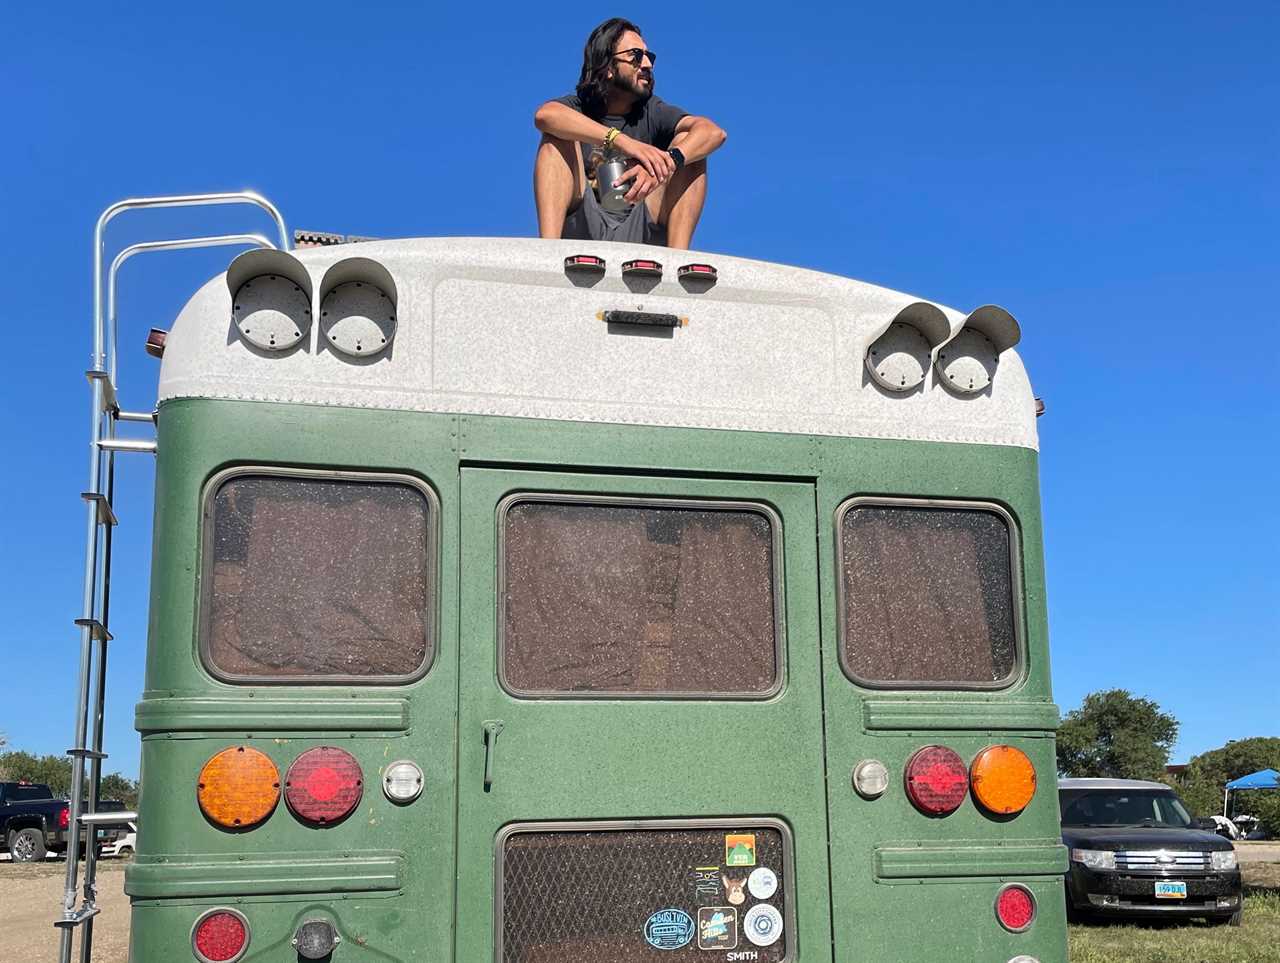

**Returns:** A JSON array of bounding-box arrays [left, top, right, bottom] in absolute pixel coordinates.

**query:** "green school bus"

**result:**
[[61, 193, 1066, 963]]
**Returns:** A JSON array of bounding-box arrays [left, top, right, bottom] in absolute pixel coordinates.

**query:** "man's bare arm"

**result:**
[[669, 115, 727, 164], [534, 101, 675, 181]]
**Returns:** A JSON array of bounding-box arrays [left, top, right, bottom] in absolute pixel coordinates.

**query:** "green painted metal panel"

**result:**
[[862, 700, 1060, 732], [815, 439, 1066, 963], [129, 398, 1066, 962], [873, 842, 1069, 879], [136, 400, 461, 961], [135, 697, 410, 733], [126, 853, 404, 898], [454, 467, 832, 962]]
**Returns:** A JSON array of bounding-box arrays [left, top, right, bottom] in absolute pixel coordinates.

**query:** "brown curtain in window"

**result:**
[[840, 507, 1015, 684], [206, 477, 431, 678], [503, 503, 776, 694]]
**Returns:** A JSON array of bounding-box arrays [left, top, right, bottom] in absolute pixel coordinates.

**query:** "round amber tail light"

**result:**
[[970, 745, 1037, 815], [197, 746, 280, 829], [904, 745, 969, 815], [285, 747, 363, 825]]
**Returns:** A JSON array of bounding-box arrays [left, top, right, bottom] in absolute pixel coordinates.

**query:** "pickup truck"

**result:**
[[0, 781, 128, 862]]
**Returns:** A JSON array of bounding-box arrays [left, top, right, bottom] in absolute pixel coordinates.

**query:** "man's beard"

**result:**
[[611, 71, 653, 104]]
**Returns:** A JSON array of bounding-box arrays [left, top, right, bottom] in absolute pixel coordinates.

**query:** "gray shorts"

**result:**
[[562, 187, 667, 246]]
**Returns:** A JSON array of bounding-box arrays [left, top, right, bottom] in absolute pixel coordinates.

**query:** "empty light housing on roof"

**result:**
[[227, 249, 313, 352], [318, 257, 398, 359], [865, 302, 950, 393], [935, 305, 1021, 395]]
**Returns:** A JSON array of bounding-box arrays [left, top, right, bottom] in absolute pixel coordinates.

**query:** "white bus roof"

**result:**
[[159, 237, 1039, 450]]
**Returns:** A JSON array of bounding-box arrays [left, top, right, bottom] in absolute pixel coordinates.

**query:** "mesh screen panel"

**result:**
[[204, 473, 433, 680], [839, 504, 1016, 684], [502, 501, 778, 695], [501, 825, 788, 962]]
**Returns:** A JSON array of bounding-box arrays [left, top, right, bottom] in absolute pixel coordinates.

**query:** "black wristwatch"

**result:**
[[668, 147, 686, 171]]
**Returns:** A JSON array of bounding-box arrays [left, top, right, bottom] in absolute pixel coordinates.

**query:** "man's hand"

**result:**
[[613, 133, 675, 182], [614, 163, 663, 203]]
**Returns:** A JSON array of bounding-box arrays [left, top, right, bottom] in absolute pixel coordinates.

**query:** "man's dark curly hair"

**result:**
[[575, 17, 644, 119]]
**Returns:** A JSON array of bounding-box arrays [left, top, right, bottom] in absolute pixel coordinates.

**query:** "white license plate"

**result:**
[[1155, 881, 1187, 899]]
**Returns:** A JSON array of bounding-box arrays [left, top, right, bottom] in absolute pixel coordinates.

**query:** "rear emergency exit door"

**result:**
[[454, 468, 832, 962]]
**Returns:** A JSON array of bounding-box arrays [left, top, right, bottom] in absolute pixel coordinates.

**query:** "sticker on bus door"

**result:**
[[697, 906, 738, 950], [724, 834, 757, 867]]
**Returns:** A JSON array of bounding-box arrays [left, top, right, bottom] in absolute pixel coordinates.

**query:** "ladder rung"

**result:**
[[53, 904, 100, 929], [80, 492, 118, 526], [74, 618, 113, 642], [80, 810, 137, 825], [65, 748, 109, 760], [85, 370, 119, 414], [98, 437, 157, 454]]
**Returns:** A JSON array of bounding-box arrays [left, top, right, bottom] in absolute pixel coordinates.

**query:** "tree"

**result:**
[[1178, 737, 1280, 832], [0, 750, 139, 807], [1056, 689, 1179, 780], [98, 772, 139, 809]]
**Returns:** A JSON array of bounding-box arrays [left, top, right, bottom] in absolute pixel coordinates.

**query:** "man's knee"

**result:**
[[536, 132, 577, 167]]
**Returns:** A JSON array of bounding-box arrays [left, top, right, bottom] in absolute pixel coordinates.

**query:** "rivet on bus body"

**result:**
[[852, 759, 889, 799]]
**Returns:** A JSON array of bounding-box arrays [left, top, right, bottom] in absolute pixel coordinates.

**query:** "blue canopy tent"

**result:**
[[1223, 768, 1280, 816]]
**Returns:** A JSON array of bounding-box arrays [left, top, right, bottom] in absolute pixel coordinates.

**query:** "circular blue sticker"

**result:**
[[644, 908, 694, 950]]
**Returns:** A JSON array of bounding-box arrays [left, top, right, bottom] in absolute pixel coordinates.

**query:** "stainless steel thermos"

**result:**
[[596, 151, 632, 213]]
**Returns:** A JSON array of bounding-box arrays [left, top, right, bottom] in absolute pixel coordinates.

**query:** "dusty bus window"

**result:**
[[838, 500, 1019, 687], [501, 498, 780, 696], [201, 471, 435, 682]]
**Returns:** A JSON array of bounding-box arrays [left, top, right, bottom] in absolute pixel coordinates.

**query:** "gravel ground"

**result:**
[[0, 859, 130, 963]]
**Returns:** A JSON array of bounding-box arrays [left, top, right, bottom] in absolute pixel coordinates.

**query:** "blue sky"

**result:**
[[0, 2, 1275, 780]]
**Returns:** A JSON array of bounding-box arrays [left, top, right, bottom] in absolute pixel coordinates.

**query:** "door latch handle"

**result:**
[[482, 720, 504, 792]]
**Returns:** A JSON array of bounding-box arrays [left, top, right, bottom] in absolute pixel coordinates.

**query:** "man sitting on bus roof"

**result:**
[[533, 18, 727, 250]]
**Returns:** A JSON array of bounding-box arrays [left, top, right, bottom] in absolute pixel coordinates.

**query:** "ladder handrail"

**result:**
[[92, 191, 289, 367], [107, 232, 279, 382], [61, 194, 288, 963]]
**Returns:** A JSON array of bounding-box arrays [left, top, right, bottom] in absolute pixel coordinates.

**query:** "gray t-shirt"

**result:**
[[553, 93, 689, 171]]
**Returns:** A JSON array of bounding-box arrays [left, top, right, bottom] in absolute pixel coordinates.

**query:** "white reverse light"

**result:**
[[852, 759, 889, 799], [383, 759, 424, 803]]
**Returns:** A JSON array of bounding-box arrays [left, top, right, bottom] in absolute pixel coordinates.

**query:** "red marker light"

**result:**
[[904, 745, 969, 815], [995, 884, 1036, 932], [621, 258, 663, 277], [285, 747, 363, 825], [192, 908, 249, 962], [564, 254, 606, 274]]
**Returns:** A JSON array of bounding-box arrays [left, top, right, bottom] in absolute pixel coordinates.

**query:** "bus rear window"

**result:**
[[201, 471, 436, 683], [500, 498, 780, 697], [837, 500, 1019, 688]]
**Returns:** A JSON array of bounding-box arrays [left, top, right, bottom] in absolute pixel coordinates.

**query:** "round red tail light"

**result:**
[[192, 908, 249, 962], [285, 747, 363, 825], [995, 884, 1036, 932], [904, 745, 968, 815]]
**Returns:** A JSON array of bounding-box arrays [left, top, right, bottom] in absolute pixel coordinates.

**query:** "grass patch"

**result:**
[[1068, 863, 1280, 963]]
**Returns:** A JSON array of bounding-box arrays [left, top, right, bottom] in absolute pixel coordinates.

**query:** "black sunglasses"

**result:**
[[613, 47, 657, 67]]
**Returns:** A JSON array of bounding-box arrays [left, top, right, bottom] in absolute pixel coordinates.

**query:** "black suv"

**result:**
[[1060, 778, 1243, 925]]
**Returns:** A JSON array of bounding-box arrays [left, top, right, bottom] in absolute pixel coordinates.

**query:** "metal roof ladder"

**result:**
[[57, 192, 289, 963]]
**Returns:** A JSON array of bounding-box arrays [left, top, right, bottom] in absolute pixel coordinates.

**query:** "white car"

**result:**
[[101, 821, 136, 858]]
